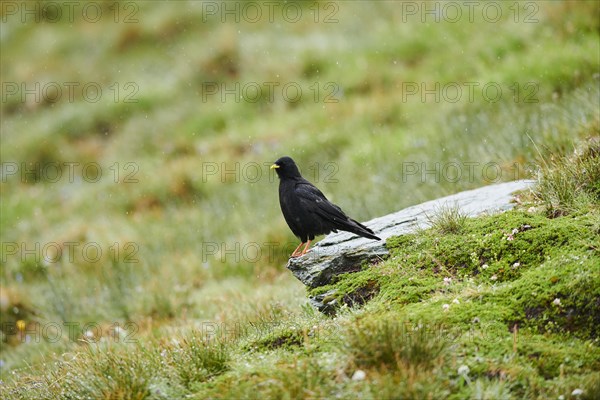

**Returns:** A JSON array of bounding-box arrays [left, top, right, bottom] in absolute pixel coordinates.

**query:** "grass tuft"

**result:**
[[426, 203, 469, 235], [167, 333, 230, 389], [342, 317, 447, 371], [533, 137, 600, 216]]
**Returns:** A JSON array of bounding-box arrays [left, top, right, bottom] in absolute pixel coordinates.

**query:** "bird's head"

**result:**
[[270, 156, 302, 179]]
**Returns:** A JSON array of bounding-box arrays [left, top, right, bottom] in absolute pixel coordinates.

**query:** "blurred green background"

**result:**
[[0, 0, 598, 386]]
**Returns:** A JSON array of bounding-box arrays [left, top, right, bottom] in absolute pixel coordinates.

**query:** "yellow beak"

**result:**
[[270, 164, 280, 169]]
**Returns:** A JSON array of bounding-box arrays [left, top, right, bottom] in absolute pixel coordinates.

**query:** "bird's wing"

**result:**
[[295, 180, 349, 223], [294, 179, 380, 240]]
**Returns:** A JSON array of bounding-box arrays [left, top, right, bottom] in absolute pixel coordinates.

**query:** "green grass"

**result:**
[[1, 1, 599, 398]]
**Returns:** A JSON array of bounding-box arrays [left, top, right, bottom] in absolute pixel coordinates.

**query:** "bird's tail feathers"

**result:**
[[341, 219, 381, 241]]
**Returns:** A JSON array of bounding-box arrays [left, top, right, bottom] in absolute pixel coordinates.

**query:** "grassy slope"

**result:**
[[1, 1, 599, 398], [3, 144, 599, 399]]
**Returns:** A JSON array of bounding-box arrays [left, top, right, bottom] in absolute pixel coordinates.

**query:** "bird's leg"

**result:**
[[300, 239, 312, 255], [290, 242, 304, 258]]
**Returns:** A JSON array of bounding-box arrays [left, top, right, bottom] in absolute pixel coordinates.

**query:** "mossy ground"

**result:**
[[305, 206, 599, 391]]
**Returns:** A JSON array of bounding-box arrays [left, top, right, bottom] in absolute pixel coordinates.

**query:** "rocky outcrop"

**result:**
[[287, 180, 535, 294]]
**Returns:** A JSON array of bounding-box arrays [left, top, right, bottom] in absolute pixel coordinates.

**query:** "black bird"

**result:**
[[271, 156, 380, 258]]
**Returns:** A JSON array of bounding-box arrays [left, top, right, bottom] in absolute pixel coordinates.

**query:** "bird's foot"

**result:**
[[289, 240, 313, 258], [299, 240, 312, 256], [290, 241, 306, 258]]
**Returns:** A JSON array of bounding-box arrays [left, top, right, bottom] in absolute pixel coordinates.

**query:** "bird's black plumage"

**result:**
[[271, 156, 380, 257]]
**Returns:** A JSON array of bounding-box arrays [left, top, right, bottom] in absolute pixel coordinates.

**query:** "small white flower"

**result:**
[[352, 370, 366, 381], [553, 298, 561, 306], [457, 365, 470, 375], [442, 304, 450, 311], [512, 228, 519, 235], [481, 264, 489, 269], [443, 277, 452, 285], [571, 388, 584, 396], [490, 275, 498, 281], [512, 262, 520, 268], [452, 298, 460, 304]]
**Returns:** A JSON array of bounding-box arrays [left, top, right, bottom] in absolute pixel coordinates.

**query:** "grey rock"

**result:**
[[287, 180, 535, 290], [308, 289, 339, 315]]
